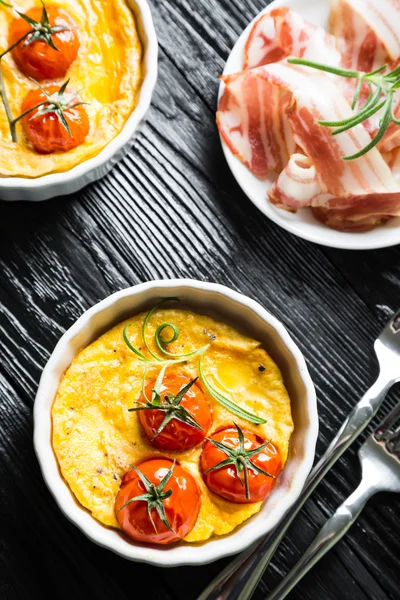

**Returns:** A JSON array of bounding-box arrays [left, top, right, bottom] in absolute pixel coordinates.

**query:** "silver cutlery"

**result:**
[[266, 400, 400, 600], [198, 309, 400, 600]]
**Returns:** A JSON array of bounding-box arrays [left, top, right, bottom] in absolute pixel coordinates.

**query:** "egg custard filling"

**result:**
[[52, 299, 294, 544], [0, 0, 141, 177]]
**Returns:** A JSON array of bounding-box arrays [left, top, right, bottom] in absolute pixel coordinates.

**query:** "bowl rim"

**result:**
[[33, 279, 318, 566], [0, 0, 158, 190]]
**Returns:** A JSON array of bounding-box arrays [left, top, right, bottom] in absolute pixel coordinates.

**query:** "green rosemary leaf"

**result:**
[[123, 324, 149, 361], [331, 99, 386, 135], [142, 297, 180, 360], [198, 357, 266, 425], [343, 96, 393, 160], [154, 322, 181, 356], [0, 1, 13, 7], [287, 58, 360, 78], [351, 77, 363, 110], [368, 64, 388, 77], [288, 59, 400, 159], [141, 368, 151, 402]]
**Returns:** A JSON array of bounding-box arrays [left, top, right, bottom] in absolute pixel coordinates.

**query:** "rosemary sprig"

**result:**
[[288, 58, 400, 160], [123, 297, 209, 364], [129, 377, 203, 440], [0, 1, 12, 7], [204, 423, 274, 500], [198, 356, 266, 425], [117, 461, 176, 533]]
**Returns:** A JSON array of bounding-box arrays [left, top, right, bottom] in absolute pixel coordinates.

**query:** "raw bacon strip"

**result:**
[[244, 8, 341, 70], [269, 154, 322, 209], [330, 0, 389, 71], [330, 0, 400, 67], [330, 1, 400, 150], [217, 68, 295, 176], [217, 62, 400, 225]]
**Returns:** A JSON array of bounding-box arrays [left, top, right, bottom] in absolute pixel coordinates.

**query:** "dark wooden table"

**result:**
[[1, 1, 399, 598]]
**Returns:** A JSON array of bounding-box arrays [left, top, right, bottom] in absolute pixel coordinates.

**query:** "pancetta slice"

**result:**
[[330, 0, 400, 150], [217, 61, 400, 227], [217, 68, 295, 176], [330, 0, 400, 68], [244, 7, 341, 70]]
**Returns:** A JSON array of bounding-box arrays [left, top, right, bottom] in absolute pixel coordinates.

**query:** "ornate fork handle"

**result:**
[[198, 373, 392, 600], [266, 480, 375, 600]]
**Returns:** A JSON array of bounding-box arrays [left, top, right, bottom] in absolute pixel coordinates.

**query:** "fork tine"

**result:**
[[374, 402, 400, 461]]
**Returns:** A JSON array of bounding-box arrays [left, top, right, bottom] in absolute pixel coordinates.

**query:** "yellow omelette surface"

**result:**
[[52, 309, 294, 543], [0, 0, 141, 177]]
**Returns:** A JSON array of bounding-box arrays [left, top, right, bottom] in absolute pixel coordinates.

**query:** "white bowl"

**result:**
[[33, 279, 318, 566], [220, 0, 400, 250], [0, 0, 158, 202]]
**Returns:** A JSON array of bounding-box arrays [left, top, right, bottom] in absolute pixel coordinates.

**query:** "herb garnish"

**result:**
[[118, 461, 176, 533], [0, 1, 78, 142], [129, 377, 203, 440], [204, 423, 274, 500], [123, 297, 265, 425], [198, 357, 267, 424], [288, 58, 400, 160]]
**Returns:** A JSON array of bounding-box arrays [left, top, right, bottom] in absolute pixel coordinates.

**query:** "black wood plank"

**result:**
[[0, 0, 399, 599]]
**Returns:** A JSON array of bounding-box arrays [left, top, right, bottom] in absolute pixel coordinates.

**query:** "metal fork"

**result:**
[[198, 309, 400, 600], [266, 401, 400, 600]]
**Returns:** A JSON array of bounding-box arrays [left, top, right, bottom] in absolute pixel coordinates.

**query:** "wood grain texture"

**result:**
[[0, 0, 399, 599]]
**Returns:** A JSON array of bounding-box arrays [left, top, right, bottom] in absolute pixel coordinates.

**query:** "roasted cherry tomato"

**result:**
[[9, 6, 79, 80], [21, 85, 89, 153], [138, 373, 212, 451], [115, 459, 201, 545], [200, 426, 282, 503]]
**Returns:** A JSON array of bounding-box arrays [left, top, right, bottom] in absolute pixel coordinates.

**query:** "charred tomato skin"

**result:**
[[21, 85, 89, 153], [115, 459, 201, 544], [200, 427, 282, 503], [139, 373, 212, 450], [9, 6, 80, 80]]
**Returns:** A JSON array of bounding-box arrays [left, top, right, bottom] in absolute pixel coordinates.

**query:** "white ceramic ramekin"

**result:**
[[0, 0, 158, 202], [33, 280, 318, 566]]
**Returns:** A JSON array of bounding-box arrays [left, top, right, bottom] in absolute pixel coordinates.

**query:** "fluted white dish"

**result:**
[[33, 279, 318, 566], [0, 0, 158, 201]]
